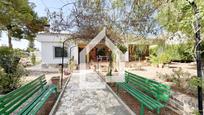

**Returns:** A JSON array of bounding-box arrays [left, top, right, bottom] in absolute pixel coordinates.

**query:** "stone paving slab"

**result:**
[[54, 70, 135, 115]]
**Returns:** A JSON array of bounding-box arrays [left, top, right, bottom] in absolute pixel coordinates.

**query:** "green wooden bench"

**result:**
[[0, 75, 57, 115], [116, 71, 171, 115]]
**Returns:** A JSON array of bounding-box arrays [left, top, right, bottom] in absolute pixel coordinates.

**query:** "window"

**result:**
[[54, 47, 67, 58]]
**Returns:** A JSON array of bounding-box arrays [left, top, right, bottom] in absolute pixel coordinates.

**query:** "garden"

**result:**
[[1, 0, 204, 115]]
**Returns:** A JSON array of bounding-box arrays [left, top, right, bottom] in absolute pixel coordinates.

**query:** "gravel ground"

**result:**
[[21, 64, 63, 85], [126, 62, 197, 84]]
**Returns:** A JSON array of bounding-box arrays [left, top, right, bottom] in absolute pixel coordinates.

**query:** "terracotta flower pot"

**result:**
[[51, 76, 60, 86]]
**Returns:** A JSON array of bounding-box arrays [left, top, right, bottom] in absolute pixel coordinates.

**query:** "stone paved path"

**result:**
[[54, 70, 135, 115]]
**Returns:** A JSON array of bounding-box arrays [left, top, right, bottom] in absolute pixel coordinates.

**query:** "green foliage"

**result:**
[[117, 44, 127, 54], [157, 0, 204, 37], [0, 0, 47, 48], [0, 67, 6, 93], [149, 41, 194, 65], [149, 54, 159, 65], [186, 76, 204, 97], [135, 48, 142, 61], [97, 48, 106, 56], [192, 110, 200, 115], [0, 47, 25, 93], [189, 76, 204, 89], [31, 53, 36, 65], [150, 52, 171, 65], [0, 65, 25, 94], [149, 45, 160, 56], [130, 45, 149, 61], [112, 0, 125, 8], [149, 45, 171, 64], [165, 42, 194, 62], [0, 47, 21, 73]]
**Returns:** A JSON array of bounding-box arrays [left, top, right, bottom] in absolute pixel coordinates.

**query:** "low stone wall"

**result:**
[[168, 91, 203, 115]]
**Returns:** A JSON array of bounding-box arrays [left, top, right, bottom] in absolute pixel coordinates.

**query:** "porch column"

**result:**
[[124, 44, 129, 62], [74, 45, 78, 64]]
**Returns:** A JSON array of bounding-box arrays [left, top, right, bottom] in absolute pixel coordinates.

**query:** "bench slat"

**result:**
[[117, 71, 171, 114], [1, 83, 45, 114], [119, 83, 163, 110], [126, 71, 170, 102], [0, 75, 56, 114], [127, 76, 159, 98], [26, 85, 57, 115], [126, 71, 170, 90], [0, 75, 45, 101], [127, 76, 159, 94], [0, 80, 46, 108], [17, 85, 49, 115]]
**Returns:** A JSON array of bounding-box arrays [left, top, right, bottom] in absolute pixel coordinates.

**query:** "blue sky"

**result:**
[[0, 0, 71, 50]]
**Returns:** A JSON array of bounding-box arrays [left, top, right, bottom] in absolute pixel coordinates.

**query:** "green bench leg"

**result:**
[[157, 108, 160, 114], [140, 104, 144, 115]]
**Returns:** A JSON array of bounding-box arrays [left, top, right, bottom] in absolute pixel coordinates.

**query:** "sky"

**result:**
[[0, 0, 71, 50]]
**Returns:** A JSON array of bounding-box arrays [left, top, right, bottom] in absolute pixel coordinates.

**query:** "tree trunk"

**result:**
[[28, 39, 34, 49], [8, 31, 12, 48], [188, 1, 203, 114]]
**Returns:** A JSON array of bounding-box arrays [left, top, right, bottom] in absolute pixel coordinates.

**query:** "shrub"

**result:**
[[188, 76, 204, 95], [157, 68, 204, 96], [117, 44, 127, 54], [157, 68, 191, 87], [0, 47, 25, 94], [149, 54, 159, 65], [31, 53, 36, 65], [0, 65, 25, 93], [149, 41, 194, 64], [149, 52, 171, 65], [149, 45, 170, 65], [176, 42, 194, 62]]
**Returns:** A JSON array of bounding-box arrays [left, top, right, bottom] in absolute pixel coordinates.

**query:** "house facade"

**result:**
[[37, 33, 75, 65], [37, 32, 162, 66]]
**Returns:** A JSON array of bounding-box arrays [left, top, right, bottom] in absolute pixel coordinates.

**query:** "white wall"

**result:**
[[41, 42, 68, 65], [68, 44, 78, 64]]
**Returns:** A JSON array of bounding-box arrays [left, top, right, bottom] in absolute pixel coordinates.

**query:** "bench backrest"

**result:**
[[125, 71, 170, 103], [0, 75, 46, 114]]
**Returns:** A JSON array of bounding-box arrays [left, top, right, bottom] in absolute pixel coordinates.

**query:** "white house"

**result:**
[[37, 32, 78, 66], [37, 31, 162, 66]]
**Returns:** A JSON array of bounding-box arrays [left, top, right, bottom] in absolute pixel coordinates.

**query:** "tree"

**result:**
[[48, 0, 162, 42], [157, 0, 204, 37], [157, 0, 204, 114], [25, 10, 47, 50], [0, 0, 47, 48], [47, 0, 163, 76]]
